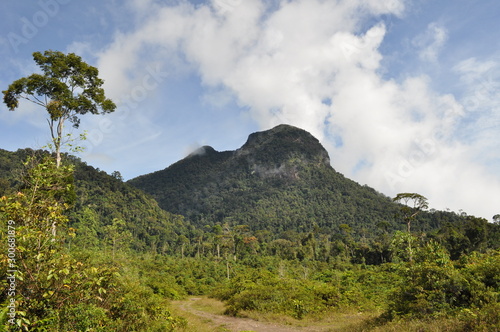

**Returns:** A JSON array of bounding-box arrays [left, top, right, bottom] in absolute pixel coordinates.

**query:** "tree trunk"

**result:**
[[55, 117, 64, 168], [48, 116, 64, 168], [55, 146, 61, 168]]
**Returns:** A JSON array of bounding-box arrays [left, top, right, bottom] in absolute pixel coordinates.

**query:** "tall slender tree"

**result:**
[[393, 193, 429, 233], [393, 193, 428, 262], [3, 50, 116, 167]]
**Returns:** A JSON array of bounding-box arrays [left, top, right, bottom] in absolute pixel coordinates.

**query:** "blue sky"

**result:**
[[0, 0, 499, 220]]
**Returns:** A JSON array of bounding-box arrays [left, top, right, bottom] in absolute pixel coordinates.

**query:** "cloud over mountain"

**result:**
[[92, 0, 500, 219]]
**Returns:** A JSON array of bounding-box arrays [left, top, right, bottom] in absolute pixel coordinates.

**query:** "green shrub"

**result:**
[[387, 245, 500, 321], [60, 303, 110, 332], [459, 303, 500, 331]]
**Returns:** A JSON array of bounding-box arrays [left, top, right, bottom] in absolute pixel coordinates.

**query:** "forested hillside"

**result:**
[[129, 125, 465, 242], [1, 127, 499, 331], [0, 148, 190, 254], [128, 125, 396, 232]]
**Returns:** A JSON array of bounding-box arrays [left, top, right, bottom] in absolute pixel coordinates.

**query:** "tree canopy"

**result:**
[[393, 193, 429, 233], [2, 50, 116, 167]]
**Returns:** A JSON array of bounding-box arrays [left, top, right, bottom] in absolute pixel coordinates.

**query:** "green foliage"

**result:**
[[0, 156, 116, 330], [210, 259, 399, 320], [458, 302, 500, 331], [128, 126, 471, 265], [0, 125, 498, 331], [2, 51, 116, 120], [431, 215, 495, 259], [129, 125, 404, 243], [59, 303, 109, 331], [386, 240, 500, 324], [67, 155, 188, 254], [0, 148, 191, 255], [2, 50, 116, 166], [107, 279, 187, 332], [392, 193, 429, 228], [0, 155, 187, 331]]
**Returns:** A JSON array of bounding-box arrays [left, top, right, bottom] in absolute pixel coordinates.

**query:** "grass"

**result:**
[[239, 308, 376, 330], [170, 297, 499, 332], [171, 297, 381, 331], [348, 317, 466, 332], [343, 312, 500, 332], [170, 297, 231, 332], [190, 297, 227, 315]]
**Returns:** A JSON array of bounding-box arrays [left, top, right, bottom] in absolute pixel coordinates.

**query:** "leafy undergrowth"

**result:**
[[349, 305, 500, 332]]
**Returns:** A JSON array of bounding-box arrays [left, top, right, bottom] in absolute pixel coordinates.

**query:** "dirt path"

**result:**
[[171, 297, 339, 332]]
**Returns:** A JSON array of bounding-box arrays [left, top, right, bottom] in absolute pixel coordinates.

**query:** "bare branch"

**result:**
[[20, 95, 45, 107]]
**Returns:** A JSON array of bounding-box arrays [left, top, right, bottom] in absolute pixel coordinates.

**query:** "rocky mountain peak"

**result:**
[[237, 124, 330, 168], [187, 145, 218, 158]]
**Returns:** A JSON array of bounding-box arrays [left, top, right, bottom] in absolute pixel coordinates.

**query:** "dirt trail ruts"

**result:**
[[172, 297, 332, 332]]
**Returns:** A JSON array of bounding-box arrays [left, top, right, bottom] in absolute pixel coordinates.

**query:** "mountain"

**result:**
[[128, 124, 446, 238], [0, 148, 188, 253], [1, 130, 490, 263]]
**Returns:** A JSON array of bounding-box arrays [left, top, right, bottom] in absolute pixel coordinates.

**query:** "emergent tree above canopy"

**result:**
[[2, 50, 116, 167]]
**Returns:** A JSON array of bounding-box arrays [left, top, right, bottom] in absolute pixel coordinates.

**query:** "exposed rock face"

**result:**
[[237, 124, 330, 167]]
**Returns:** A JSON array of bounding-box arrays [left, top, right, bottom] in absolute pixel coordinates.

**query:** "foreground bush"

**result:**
[[384, 241, 499, 330], [0, 157, 186, 331]]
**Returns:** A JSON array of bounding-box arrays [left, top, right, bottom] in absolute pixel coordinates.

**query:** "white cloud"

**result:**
[[452, 57, 500, 178], [453, 57, 500, 113], [92, 0, 499, 219], [413, 22, 448, 62]]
